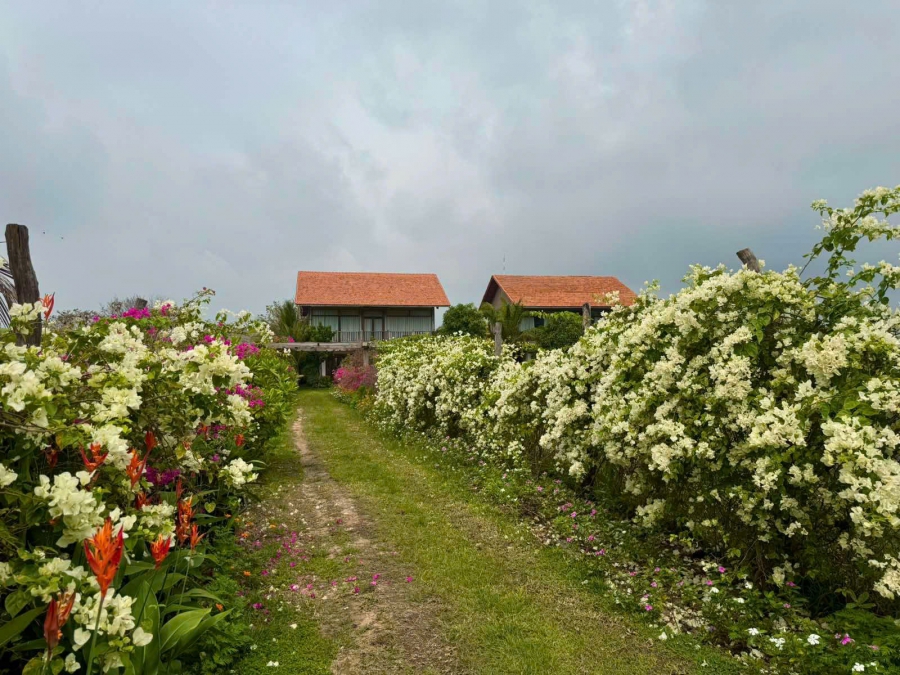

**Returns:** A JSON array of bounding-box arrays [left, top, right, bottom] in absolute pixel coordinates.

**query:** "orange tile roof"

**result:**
[[482, 275, 636, 308], [295, 271, 451, 307]]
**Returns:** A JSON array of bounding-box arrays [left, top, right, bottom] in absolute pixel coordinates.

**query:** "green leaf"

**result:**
[[4, 589, 31, 618], [0, 605, 44, 647], [22, 656, 44, 675], [159, 608, 209, 654], [204, 502, 216, 514], [132, 581, 160, 675]]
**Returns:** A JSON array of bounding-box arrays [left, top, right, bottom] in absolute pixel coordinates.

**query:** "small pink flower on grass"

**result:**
[[405, 576, 413, 583], [261, 570, 269, 576], [783, 603, 791, 609], [650, 582, 658, 588], [841, 634, 854, 646], [717, 566, 726, 574], [290, 584, 299, 592], [644, 604, 653, 612], [353, 586, 360, 594]]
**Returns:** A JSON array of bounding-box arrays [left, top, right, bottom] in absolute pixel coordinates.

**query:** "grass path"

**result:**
[[288, 390, 736, 674]]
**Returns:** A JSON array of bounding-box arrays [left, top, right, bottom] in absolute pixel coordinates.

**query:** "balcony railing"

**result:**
[[331, 330, 431, 343]]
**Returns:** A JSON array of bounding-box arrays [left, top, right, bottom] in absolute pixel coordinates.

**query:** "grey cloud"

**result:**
[[1, 1, 899, 316]]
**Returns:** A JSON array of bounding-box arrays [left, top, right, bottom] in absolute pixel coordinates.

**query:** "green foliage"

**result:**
[[439, 303, 488, 337], [0, 292, 299, 674], [525, 311, 584, 350], [480, 300, 531, 342]]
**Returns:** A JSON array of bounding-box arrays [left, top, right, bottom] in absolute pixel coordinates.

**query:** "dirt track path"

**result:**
[[245, 414, 464, 674]]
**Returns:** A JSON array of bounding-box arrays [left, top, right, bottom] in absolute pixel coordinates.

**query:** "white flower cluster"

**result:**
[[374, 186, 900, 600], [222, 458, 258, 488], [34, 472, 106, 546]]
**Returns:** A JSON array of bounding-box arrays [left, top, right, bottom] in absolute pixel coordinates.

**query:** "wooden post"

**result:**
[[134, 298, 148, 309], [582, 302, 591, 331], [736, 248, 761, 273], [5, 224, 41, 346], [362, 347, 370, 367], [492, 323, 503, 357]]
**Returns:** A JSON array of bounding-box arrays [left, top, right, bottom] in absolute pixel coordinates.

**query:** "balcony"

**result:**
[[331, 330, 431, 343]]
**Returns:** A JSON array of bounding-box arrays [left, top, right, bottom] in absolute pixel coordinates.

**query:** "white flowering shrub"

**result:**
[[0, 290, 296, 673], [376, 186, 900, 610]]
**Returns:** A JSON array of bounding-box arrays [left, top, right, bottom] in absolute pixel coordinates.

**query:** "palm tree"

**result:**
[[267, 300, 303, 341], [479, 299, 531, 342]]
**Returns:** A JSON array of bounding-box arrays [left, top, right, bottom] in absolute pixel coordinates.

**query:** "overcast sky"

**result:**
[[2, 1, 899, 317]]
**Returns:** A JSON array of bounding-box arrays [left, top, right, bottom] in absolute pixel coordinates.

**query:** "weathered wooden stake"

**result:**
[[736, 248, 761, 273], [362, 347, 370, 367], [582, 302, 591, 331], [5, 224, 41, 346], [492, 323, 503, 357]]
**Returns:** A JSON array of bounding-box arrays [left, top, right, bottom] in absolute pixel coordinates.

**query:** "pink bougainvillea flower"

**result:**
[[405, 576, 413, 583]]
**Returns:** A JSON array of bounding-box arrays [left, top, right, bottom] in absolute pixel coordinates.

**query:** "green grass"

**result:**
[[298, 390, 750, 675]]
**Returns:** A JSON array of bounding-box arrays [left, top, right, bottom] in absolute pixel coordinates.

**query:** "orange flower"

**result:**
[[215, 603, 224, 611], [125, 449, 150, 488], [235, 433, 245, 447], [80, 443, 108, 472], [144, 430, 157, 452], [176, 496, 195, 546], [135, 491, 150, 510], [41, 293, 55, 321], [43, 591, 75, 653], [243, 571, 251, 577], [189, 523, 205, 551], [84, 519, 124, 597], [150, 534, 171, 568], [175, 477, 184, 503]]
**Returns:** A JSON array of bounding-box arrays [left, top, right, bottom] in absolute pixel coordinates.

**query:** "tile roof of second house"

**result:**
[[488, 275, 637, 308], [295, 272, 451, 307]]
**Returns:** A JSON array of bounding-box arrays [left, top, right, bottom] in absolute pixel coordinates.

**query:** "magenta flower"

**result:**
[[717, 566, 726, 574], [841, 634, 854, 645], [405, 576, 413, 583], [644, 604, 653, 611]]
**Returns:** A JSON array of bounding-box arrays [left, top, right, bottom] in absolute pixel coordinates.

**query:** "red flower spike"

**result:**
[[135, 491, 150, 510], [189, 524, 205, 551], [41, 293, 55, 321], [84, 519, 124, 597], [144, 430, 157, 452], [150, 534, 172, 568], [80, 442, 108, 472], [125, 448, 151, 488], [44, 446, 59, 469], [176, 496, 195, 546], [235, 433, 245, 447], [43, 591, 75, 653]]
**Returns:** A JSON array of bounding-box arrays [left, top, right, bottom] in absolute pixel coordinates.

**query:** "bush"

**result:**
[[372, 185, 900, 673], [525, 311, 584, 349], [439, 303, 487, 337], [333, 351, 376, 394], [0, 291, 297, 674]]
